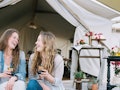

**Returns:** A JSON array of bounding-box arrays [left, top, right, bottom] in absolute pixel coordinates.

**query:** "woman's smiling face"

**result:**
[[35, 35, 44, 52], [7, 32, 19, 50]]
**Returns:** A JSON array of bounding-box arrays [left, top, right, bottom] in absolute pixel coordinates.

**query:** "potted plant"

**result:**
[[74, 71, 85, 80], [91, 77, 98, 90], [74, 71, 86, 90]]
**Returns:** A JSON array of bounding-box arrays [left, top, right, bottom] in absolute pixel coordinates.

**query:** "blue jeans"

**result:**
[[27, 79, 43, 90]]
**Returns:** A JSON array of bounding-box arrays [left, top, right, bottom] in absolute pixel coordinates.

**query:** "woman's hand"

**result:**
[[39, 69, 55, 84], [5, 76, 17, 90], [39, 69, 49, 79], [0, 70, 12, 78]]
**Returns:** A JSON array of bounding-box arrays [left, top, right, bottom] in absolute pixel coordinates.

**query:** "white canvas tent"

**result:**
[[0, 0, 120, 89], [0, 0, 119, 57]]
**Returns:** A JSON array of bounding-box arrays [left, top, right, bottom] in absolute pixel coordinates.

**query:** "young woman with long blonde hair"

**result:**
[[27, 31, 65, 90]]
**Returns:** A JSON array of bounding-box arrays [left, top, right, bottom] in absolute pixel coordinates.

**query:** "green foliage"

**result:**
[[115, 68, 120, 75], [107, 49, 115, 56], [90, 77, 98, 84], [74, 71, 85, 79]]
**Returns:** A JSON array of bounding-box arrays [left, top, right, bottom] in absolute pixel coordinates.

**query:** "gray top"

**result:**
[[28, 54, 65, 90]]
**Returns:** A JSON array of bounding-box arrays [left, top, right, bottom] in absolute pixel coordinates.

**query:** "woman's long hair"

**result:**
[[32, 31, 56, 75], [0, 28, 20, 72]]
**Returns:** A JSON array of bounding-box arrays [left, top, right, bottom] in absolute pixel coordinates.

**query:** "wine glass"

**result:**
[[37, 65, 44, 74], [7, 67, 14, 76]]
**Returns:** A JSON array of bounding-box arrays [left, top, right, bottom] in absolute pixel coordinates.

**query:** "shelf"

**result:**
[[79, 56, 100, 58], [81, 47, 104, 49]]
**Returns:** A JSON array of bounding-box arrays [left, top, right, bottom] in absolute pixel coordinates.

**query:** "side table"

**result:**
[[107, 56, 120, 90], [72, 46, 104, 71]]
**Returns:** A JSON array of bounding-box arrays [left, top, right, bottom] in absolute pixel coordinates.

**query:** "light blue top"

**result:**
[[0, 50, 26, 84], [1, 63, 10, 83]]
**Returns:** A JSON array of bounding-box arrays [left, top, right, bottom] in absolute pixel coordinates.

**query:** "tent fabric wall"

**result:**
[[0, 0, 21, 8], [74, 0, 120, 19], [0, 14, 72, 62], [46, 0, 120, 49], [46, 0, 80, 27], [56, 38, 72, 58], [46, 0, 120, 89]]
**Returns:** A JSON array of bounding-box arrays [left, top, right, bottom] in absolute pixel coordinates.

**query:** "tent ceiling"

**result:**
[[37, 0, 55, 13], [0, 0, 33, 28], [35, 0, 75, 40], [0, 0, 75, 40], [0, 0, 120, 40]]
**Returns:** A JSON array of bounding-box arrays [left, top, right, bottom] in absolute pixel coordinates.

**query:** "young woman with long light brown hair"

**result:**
[[0, 28, 26, 90], [27, 31, 65, 90]]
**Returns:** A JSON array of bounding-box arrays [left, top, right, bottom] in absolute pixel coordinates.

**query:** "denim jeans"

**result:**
[[27, 79, 43, 90]]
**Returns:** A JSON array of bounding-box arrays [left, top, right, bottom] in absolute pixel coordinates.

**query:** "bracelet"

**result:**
[[14, 75, 18, 81]]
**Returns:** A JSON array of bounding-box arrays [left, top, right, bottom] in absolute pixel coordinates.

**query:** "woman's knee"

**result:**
[[13, 80, 26, 90], [27, 79, 38, 86], [0, 82, 7, 90], [27, 79, 42, 90]]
